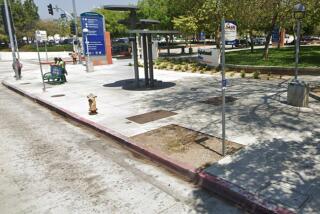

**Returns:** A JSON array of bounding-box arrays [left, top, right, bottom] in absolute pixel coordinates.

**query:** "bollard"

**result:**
[[87, 93, 98, 115]]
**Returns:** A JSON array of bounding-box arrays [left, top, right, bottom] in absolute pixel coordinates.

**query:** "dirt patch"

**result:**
[[311, 87, 320, 97], [131, 124, 243, 169], [127, 110, 177, 124], [200, 96, 237, 106]]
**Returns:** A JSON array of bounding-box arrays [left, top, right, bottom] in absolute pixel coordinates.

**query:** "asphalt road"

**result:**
[[0, 61, 243, 214]]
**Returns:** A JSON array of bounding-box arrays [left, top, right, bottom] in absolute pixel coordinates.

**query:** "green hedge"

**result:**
[[0, 44, 74, 52]]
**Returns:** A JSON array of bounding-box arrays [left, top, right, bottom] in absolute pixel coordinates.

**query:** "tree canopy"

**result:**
[[0, 0, 39, 41]]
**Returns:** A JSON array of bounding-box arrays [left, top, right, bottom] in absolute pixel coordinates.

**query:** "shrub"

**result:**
[[128, 62, 133, 66], [155, 61, 161, 66], [267, 72, 271, 80], [158, 63, 167, 69], [184, 64, 189, 71], [241, 70, 246, 78], [253, 70, 260, 79], [229, 72, 235, 77], [191, 67, 197, 73], [174, 65, 182, 71]]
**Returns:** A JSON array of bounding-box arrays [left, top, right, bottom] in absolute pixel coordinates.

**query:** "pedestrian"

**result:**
[[12, 58, 22, 79], [58, 58, 67, 82], [53, 57, 59, 65], [71, 51, 78, 64]]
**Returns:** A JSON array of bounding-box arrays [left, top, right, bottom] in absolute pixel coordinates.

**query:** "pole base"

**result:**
[[287, 80, 309, 107]]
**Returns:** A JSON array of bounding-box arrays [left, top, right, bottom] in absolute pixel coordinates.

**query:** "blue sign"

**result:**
[[80, 12, 106, 56], [200, 32, 205, 41], [272, 27, 280, 43]]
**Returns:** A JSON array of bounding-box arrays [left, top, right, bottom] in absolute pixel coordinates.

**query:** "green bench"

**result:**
[[43, 65, 66, 84]]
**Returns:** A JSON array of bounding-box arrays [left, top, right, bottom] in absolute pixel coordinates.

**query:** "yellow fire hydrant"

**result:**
[[87, 93, 98, 115]]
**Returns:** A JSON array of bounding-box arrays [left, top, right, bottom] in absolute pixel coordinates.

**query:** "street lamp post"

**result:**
[[83, 28, 90, 72], [287, 3, 308, 107], [293, 3, 306, 81]]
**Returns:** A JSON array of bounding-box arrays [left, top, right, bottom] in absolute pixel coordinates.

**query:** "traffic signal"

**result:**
[[70, 22, 76, 35], [47, 4, 53, 15]]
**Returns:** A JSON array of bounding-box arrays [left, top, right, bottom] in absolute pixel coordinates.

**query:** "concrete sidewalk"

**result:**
[[2, 59, 320, 213]]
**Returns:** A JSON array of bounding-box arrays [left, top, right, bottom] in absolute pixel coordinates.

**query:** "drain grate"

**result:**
[[51, 94, 65, 98], [127, 110, 177, 124], [200, 96, 237, 106], [20, 82, 31, 85]]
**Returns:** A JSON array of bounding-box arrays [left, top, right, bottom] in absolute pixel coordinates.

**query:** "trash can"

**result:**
[[287, 80, 309, 107]]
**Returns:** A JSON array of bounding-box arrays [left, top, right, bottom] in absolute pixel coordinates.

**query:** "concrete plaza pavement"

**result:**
[[1, 58, 320, 213]]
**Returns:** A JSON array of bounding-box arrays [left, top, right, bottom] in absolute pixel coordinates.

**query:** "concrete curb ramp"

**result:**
[[2, 80, 294, 214]]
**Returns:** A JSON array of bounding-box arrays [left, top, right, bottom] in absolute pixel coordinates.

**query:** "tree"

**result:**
[[173, 15, 198, 47], [0, 0, 39, 40], [21, 0, 39, 38], [94, 8, 128, 38], [36, 20, 64, 37]]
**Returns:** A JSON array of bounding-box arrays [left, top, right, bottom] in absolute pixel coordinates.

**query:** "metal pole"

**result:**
[[36, 40, 46, 92], [147, 33, 154, 87], [14, 35, 20, 60], [132, 35, 140, 88], [45, 41, 48, 61], [294, 20, 301, 81], [142, 34, 149, 86], [4, 0, 17, 80], [86, 34, 90, 72], [221, 18, 226, 156], [72, 0, 80, 64], [8, 0, 19, 60]]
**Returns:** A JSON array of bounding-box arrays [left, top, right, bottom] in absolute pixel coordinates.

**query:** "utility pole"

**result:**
[[221, 18, 226, 156], [3, 0, 18, 80], [72, 0, 80, 63], [7, 0, 20, 60]]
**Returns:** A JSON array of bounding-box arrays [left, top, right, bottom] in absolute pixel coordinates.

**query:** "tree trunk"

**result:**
[[215, 26, 220, 49], [249, 32, 254, 53], [263, 13, 278, 60], [245, 34, 249, 48], [263, 32, 272, 60]]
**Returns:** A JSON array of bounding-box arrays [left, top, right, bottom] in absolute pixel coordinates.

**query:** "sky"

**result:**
[[35, 0, 138, 19]]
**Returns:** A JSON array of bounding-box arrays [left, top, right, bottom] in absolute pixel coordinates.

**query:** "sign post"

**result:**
[[35, 30, 48, 61], [35, 30, 46, 92], [221, 18, 226, 156]]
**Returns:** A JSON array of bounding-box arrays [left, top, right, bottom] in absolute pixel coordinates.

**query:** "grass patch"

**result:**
[[226, 46, 320, 68]]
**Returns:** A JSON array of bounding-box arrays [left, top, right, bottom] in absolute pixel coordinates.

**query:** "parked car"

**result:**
[[252, 37, 266, 45], [284, 34, 294, 44], [234, 39, 251, 48]]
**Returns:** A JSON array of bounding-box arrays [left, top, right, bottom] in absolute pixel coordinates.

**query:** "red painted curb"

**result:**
[[2, 80, 295, 214]]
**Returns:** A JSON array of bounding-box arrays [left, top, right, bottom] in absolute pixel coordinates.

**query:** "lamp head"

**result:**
[[294, 3, 306, 19]]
